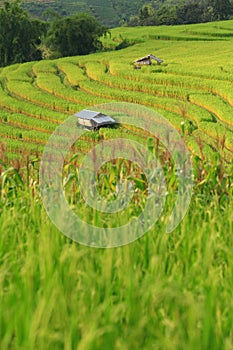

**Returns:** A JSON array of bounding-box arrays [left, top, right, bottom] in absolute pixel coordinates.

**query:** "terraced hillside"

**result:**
[[1, 21, 233, 350], [0, 20, 233, 164]]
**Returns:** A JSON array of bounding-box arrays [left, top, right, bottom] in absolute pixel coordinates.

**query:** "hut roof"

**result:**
[[75, 109, 115, 124], [75, 109, 100, 120], [94, 116, 115, 124], [149, 54, 163, 64], [134, 54, 163, 64], [134, 55, 151, 63]]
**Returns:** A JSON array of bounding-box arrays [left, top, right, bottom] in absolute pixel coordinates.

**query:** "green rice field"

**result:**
[[0, 20, 233, 349]]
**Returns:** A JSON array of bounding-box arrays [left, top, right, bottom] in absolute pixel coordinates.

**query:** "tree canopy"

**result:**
[[0, 1, 108, 67], [127, 0, 233, 26], [46, 12, 107, 58], [0, 0, 47, 66]]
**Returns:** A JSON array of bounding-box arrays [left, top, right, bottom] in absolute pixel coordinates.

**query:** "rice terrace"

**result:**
[[1, 6, 233, 350]]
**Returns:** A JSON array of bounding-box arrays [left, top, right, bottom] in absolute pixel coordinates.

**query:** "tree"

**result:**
[[127, 0, 233, 27], [209, 0, 233, 20], [47, 13, 107, 58], [127, 15, 140, 27], [156, 5, 178, 25], [176, 1, 205, 24], [0, 0, 47, 67]]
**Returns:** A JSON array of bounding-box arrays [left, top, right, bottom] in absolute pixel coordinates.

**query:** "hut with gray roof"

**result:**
[[134, 54, 163, 68], [75, 110, 116, 130]]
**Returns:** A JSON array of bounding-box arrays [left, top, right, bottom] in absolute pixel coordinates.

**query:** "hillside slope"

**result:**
[[19, 0, 172, 27], [22, 0, 120, 27]]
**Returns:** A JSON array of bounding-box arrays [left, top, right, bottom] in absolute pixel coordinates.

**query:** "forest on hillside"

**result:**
[[128, 0, 233, 26], [2, 0, 232, 27], [0, 1, 107, 67]]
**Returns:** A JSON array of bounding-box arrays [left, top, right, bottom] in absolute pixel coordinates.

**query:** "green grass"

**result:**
[[0, 155, 233, 349]]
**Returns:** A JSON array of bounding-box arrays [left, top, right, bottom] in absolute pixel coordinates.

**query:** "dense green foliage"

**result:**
[[20, 0, 233, 27], [0, 1, 107, 66], [128, 0, 233, 26], [46, 12, 107, 58], [21, 0, 153, 27], [0, 0, 46, 66], [0, 137, 233, 349]]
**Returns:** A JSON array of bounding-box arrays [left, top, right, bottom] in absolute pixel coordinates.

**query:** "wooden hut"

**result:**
[[134, 54, 163, 67], [75, 109, 116, 130]]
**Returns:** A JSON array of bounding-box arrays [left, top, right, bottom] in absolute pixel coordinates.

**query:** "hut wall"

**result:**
[[78, 118, 93, 127]]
